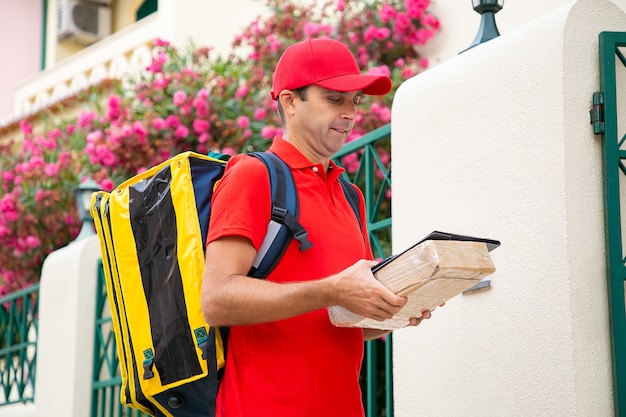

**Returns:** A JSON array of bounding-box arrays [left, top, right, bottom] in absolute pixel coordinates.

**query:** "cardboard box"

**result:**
[[328, 240, 496, 330]]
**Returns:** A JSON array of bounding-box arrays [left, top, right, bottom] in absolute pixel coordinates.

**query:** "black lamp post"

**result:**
[[462, 0, 504, 52], [74, 177, 101, 242]]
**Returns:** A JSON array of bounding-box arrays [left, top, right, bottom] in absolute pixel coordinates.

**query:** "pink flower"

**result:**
[[235, 85, 249, 99], [2, 171, 15, 182], [34, 189, 46, 203], [181, 104, 192, 116], [146, 51, 168, 73], [2, 207, 19, 222], [2, 271, 15, 284], [253, 108, 267, 121], [304, 22, 320, 37], [24, 235, 41, 249], [193, 97, 208, 113], [99, 178, 114, 192], [153, 76, 169, 89], [44, 163, 60, 177], [379, 4, 397, 22], [154, 38, 170, 47], [236, 116, 250, 129], [106, 94, 123, 121], [364, 25, 378, 44], [28, 156, 45, 169], [394, 12, 411, 31], [367, 65, 391, 77], [405, 0, 428, 19], [260, 126, 276, 139], [198, 133, 210, 144], [193, 119, 210, 134], [19, 120, 33, 135], [107, 94, 121, 109], [421, 13, 440, 29], [132, 121, 148, 142], [37, 135, 57, 150], [342, 153, 359, 174], [375, 27, 391, 41], [86, 129, 103, 143], [173, 90, 187, 106], [77, 110, 98, 128], [57, 151, 71, 165], [197, 88, 209, 100], [152, 117, 166, 130], [175, 124, 189, 139], [267, 35, 282, 53], [165, 115, 181, 128], [97, 145, 116, 167]]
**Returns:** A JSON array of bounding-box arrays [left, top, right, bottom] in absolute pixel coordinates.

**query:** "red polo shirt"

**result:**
[[207, 137, 373, 417]]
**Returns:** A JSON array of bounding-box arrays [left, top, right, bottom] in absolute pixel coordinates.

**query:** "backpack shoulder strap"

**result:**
[[248, 151, 313, 278], [338, 176, 362, 229]]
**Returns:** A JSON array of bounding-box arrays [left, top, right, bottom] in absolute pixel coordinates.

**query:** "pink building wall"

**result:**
[[0, 0, 42, 123]]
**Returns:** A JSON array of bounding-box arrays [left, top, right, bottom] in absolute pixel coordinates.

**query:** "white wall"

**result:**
[[391, 0, 625, 415], [0, 236, 102, 417], [156, 0, 266, 55], [421, 0, 626, 65]]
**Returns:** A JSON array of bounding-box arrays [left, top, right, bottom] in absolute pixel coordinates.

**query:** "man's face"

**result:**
[[288, 85, 363, 159]]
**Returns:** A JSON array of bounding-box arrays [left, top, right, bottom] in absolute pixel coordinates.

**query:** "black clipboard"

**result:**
[[372, 231, 501, 273]]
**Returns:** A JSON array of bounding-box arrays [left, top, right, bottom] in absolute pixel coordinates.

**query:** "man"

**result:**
[[202, 38, 430, 417]]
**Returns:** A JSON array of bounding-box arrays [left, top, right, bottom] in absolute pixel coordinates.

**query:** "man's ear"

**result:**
[[279, 90, 296, 115]]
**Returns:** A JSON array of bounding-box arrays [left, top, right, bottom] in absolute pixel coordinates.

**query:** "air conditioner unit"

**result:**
[[57, 0, 112, 45]]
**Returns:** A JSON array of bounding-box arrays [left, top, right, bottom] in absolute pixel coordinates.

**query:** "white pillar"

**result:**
[[33, 236, 100, 417], [390, 0, 625, 415]]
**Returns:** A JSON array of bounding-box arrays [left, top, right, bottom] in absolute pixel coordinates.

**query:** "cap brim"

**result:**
[[315, 74, 392, 96]]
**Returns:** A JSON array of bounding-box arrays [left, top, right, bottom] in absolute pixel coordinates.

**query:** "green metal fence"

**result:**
[[91, 262, 149, 417], [90, 124, 394, 417], [596, 31, 626, 416], [332, 124, 394, 417], [0, 283, 39, 406]]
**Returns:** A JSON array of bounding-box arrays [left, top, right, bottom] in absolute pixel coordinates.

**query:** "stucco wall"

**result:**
[[390, 0, 625, 415]]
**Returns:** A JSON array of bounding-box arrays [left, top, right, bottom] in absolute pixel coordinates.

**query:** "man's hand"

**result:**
[[407, 302, 445, 326], [407, 310, 432, 326], [329, 259, 408, 322]]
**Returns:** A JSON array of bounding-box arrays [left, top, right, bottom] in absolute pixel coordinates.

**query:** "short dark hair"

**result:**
[[276, 86, 309, 124]]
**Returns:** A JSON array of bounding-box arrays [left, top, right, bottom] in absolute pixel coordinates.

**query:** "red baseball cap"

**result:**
[[270, 38, 392, 100]]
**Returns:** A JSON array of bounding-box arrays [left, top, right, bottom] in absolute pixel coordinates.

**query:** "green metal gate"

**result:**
[[595, 31, 626, 416], [91, 125, 394, 417]]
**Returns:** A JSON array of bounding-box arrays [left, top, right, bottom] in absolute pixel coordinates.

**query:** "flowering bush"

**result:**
[[0, 0, 439, 294], [0, 120, 83, 295]]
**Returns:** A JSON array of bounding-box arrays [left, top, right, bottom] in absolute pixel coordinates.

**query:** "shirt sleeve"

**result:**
[[206, 154, 272, 251]]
